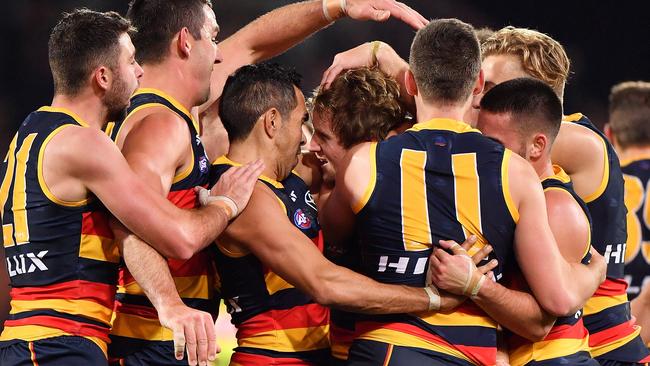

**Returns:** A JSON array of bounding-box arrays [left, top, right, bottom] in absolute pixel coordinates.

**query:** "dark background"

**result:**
[[0, 0, 648, 155]]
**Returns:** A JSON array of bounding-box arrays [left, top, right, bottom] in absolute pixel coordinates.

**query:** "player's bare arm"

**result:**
[[221, 181, 474, 314], [551, 122, 607, 199]]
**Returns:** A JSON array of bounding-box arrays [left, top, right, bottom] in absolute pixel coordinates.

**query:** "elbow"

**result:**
[[523, 322, 553, 342], [161, 229, 198, 260], [311, 285, 337, 307], [540, 296, 576, 318]]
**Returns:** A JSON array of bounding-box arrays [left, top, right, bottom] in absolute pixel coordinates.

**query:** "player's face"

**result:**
[[477, 110, 528, 159], [470, 54, 530, 127], [105, 33, 143, 122], [277, 87, 308, 179], [193, 5, 222, 105], [309, 111, 347, 171]]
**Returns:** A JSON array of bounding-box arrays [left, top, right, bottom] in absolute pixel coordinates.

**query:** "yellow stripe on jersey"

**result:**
[[590, 324, 642, 358], [113, 103, 160, 144], [132, 88, 199, 134], [37, 125, 89, 207], [10, 299, 113, 326], [110, 312, 174, 341], [216, 241, 249, 258], [583, 294, 628, 316], [79, 234, 120, 263], [400, 149, 430, 251], [509, 336, 590, 365], [408, 118, 481, 135], [0, 134, 18, 219], [352, 142, 377, 214], [265, 272, 294, 295], [416, 309, 498, 328], [237, 325, 331, 352], [119, 275, 213, 300], [13, 133, 37, 245], [357, 328, 473, 363], [501, 149, 520, 223], [212, 155, 285, 189], [3, 224, 14, 247], [452, 153, 483, 242], [0, 324, 68, 342]]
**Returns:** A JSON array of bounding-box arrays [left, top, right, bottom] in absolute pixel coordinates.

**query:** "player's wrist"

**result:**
[[424, 285, 441, 311], [322, 0, 346, 22], [206, 196, 239, 221]]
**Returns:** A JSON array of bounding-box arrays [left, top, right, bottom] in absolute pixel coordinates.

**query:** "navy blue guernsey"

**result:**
[[351, 118, 518, 366], [621, 156, 650, 300], [210, 156, 330, 362]]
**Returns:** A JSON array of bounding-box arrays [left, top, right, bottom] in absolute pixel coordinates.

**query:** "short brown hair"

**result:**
[[312, 67, 404, 148], [475, 27, 495, 44], [48, 8, 133, 95], [608, 81, 650, 149], [482, 27, 570, 100], [409, 18, 481, 105], [127, 0, 212, 64]]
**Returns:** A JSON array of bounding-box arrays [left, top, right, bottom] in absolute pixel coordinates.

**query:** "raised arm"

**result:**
[[200, 0, 427, 112]]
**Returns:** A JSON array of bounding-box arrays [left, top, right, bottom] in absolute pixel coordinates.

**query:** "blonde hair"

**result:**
[[482, 26, 570, 100]]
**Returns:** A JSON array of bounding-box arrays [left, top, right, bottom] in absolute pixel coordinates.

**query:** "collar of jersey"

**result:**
[[38, 106, 90, 127], [544, 164, 571, 184], [212, 155, 284, 189], [562, 112, 584, 123], [407, 118, 481, 134], [131, 88, 199, 134]]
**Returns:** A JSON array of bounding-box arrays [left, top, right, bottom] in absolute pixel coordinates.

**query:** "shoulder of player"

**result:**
[[544, 187, 583, 217], [122, 110, 192, 153], [557, 121, 605, 155], [225, 181, 288, 238]]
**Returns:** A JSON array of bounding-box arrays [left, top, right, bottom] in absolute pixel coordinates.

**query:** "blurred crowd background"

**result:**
[[0, 1, 649, 154]]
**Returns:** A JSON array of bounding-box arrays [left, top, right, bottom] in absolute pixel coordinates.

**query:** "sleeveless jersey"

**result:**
[[621, 156, 650, 300], [352, 118, 517, 366], [0, 107, 118, 354], [211, 156, 330, 363], [507, 166, 593, 365], [108, 89, 218, 356], [564, 113, 650, 361]]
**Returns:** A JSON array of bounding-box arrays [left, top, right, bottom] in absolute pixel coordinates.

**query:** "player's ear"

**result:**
[[530, 133, 547, 160], [177, 27, 192, 58], [263, 108, 280, 138], [93, 65, 111, 92], [405, 69, 418, 97], [473, 69, 485, 96]]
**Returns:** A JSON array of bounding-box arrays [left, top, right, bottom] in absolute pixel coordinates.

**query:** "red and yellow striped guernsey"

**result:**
[[0, 107, 118, 355], [107, 89, 219, 358]]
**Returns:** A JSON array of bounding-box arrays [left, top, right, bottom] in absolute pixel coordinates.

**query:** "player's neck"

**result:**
[[616, 145, 650, 162], [415, 100, 470, 124], [138, 63, 197, 111], [535, 159, 555, 181], [227, 141, 280, 181], [50, 93, 107, 130]]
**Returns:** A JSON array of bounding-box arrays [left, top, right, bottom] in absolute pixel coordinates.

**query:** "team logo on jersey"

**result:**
[[195, 135, 202, 146], [199, 156, 209, 174], [293, 209, 312, 229], [290, 190, 297, 202], [305, 191, 317, 211]]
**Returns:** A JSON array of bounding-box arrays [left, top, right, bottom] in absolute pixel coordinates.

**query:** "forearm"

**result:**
[[317, 265, 430, 314], [120, 232, 182, 310], [375, 42, 414, 114], [473, 279, 555, 341], [563, 262, 603, 311], [175, 202, 231, 256]]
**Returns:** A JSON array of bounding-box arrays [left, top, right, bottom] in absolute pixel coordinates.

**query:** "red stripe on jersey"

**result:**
[[4, 315, 110, 341], [593, 278, 628, 297], [230, 351, 309, 366], [236, 303, 329, 339], [81, 211, 113, 238], [167, 188, 199, 209], [588, 319, 637, 346], [356, 321, 495, 366], [544, 318, 589, 341], [10, 280, 115, 309], [113, 300, 158, 319]]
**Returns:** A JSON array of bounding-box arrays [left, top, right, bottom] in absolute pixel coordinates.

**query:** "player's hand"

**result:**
[[157, 301, 220, 366], [344, 0, 428, 29], [203, 160, 265, 219], [320, 41, 403, 89], [429, 236, 498, 296], [587, 247, 607, 284]]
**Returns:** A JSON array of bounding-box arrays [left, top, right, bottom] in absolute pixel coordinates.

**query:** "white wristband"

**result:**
[[212, 195, 239, 219], [322, 0, 334, 22], [424, 286, 441, 311], [322, 0, 346, 22], [470, 275, 486, 299]]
